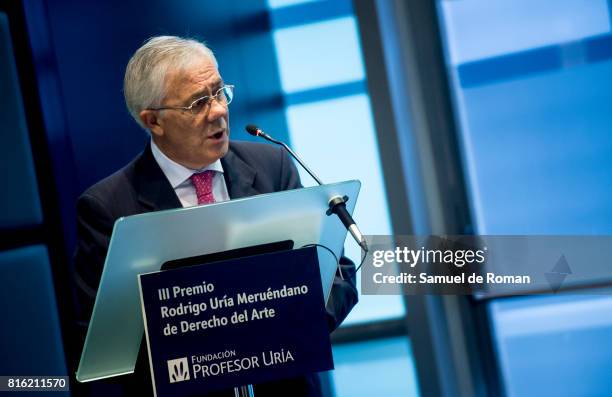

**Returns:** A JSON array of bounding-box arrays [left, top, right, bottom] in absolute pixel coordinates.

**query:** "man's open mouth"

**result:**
[[210, 130, 224, 140]]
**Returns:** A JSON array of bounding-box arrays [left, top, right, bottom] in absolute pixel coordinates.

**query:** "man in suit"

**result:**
[[73, 36, 358, 396]]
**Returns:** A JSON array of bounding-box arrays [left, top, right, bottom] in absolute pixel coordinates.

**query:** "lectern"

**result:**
[[76, 180, 361, 395]]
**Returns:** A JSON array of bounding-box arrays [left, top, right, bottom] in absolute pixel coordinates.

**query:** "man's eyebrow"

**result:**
[[187, 80, 224, 102], [187, 89, 208, 102]]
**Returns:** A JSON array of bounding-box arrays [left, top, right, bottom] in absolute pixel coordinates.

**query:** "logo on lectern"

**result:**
[[167, 357, 190, 383]]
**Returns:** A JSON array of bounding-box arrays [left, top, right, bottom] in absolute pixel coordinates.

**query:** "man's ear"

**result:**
[[139, 109, 164, 137]]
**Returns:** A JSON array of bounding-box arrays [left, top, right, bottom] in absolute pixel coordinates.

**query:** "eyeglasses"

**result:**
[[148, 85, 234, 115]]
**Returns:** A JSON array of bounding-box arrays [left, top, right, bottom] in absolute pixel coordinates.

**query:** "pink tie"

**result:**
[[190, 170, 216, 205]]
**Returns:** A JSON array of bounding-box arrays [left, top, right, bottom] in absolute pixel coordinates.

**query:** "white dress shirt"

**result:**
[[150, 140, 230, 208]]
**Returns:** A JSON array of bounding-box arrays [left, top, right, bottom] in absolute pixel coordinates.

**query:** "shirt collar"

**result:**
[[150, 139, 224, 189]]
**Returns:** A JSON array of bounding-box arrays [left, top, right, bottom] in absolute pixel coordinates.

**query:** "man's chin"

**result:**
[[208, 140, 229, 161]]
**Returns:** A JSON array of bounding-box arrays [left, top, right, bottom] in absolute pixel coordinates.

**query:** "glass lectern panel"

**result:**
[[76, 181, 360, 382]]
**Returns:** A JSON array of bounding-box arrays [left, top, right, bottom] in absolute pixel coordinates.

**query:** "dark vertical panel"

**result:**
[[0, 11, 43, 229], [354, 0, 504, 396], [21, 0, 80, 268], [351, 0, 413, 237], [2, 2, 81, 392]]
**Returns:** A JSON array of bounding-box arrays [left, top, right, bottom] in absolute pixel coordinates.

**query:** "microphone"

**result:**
[[245, 124, 368, 252]]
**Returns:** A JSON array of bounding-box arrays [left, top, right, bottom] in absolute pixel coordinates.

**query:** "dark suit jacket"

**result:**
[[73, 140, 358, 396]]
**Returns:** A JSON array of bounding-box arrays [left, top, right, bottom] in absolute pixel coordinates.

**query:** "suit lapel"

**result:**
[[134, 142, 183, 211], [221, 144, 258, 199]]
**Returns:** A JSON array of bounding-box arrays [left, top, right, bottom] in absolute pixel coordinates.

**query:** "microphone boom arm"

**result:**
[[245, 124, 368, 252], [263, 135, 324, 186]]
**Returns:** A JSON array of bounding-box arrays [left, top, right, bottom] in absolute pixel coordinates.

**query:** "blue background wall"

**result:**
[[1, 0, 290, 393]]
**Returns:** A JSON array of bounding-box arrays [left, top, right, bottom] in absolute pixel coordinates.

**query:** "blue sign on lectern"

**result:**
[[138, 246, 334, 396]]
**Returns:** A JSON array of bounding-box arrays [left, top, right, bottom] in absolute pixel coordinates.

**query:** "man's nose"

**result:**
[[206, 99, 228, 122]]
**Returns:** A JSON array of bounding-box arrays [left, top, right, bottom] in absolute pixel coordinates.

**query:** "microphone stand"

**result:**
[[234, 384, 254, 397]]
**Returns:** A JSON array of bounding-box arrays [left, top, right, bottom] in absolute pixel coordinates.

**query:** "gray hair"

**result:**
[[123, 36, 217, 129]]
